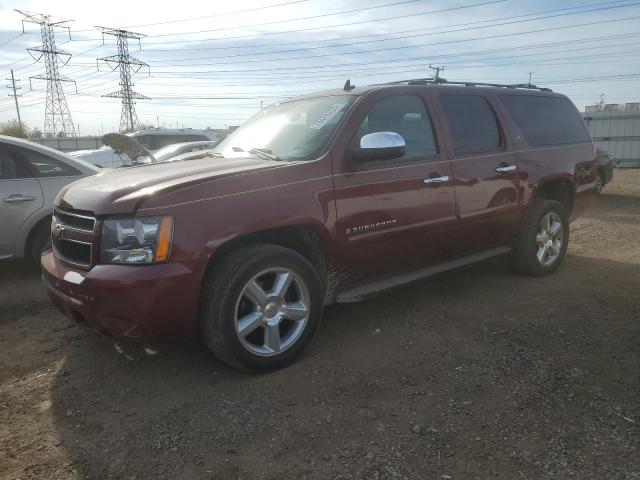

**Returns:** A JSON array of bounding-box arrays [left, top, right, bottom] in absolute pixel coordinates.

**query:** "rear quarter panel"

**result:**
[[493, 93, 598, 219]]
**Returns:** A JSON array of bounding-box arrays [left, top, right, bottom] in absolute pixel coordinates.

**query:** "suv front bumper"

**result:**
[[41, 249, 205, 340]]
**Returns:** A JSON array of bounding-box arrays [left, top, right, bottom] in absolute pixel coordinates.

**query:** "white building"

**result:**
[[583, 103, 640, 168]]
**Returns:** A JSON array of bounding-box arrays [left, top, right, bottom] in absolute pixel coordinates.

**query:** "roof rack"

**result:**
[[382, 77, 553, 92]]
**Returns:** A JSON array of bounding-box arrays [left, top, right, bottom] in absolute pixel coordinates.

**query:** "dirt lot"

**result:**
[[1, 171, 639, 480]]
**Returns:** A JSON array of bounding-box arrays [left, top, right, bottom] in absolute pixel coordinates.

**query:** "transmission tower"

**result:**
[[16, 10, 77, 138], [96, 27, 150, 133]]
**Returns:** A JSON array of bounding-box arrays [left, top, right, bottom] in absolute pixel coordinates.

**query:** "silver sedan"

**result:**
[[0, 135, 99, 263]]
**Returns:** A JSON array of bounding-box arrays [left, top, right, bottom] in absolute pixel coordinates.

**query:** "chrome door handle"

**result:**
[[3, 194, 36, 204], [495, 164, 517, 173], [424, 175, 450, 184]]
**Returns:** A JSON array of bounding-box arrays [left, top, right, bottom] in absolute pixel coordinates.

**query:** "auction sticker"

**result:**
[[310, 104, 345, 129]]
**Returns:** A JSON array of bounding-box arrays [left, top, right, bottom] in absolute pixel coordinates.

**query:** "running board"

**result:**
[[335, 246, 511, 303]]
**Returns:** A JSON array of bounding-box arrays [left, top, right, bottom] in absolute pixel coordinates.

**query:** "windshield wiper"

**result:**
[[231, 146, 283, 162], [170, 151, 224, 162], [248, 147, 283, 162]]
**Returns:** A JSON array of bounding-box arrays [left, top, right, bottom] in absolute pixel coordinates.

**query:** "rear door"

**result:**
[[0, 146, 43, 258], [332, 91, 456, 278], [437, 92, 521, 254], [6, 144, 84, 211]]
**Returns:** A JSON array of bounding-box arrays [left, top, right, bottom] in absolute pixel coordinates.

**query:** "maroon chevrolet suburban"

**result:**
[[42, 80, 598, 371]]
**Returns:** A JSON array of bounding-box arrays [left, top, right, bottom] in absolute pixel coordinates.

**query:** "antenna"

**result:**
[[16, 10, 76, 138], [96, 27, 150, 133], [343, 79, 356, 91]]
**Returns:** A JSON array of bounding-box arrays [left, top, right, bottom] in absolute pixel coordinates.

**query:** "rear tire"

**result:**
[[28, 221, 51, 266], [513, 199, 569, 277], [200, 244, 324, 371]]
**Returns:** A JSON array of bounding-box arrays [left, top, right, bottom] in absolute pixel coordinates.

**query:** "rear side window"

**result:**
[[4, 145, 81, 178], [440, 95, 502, 155], [500, 95, 590, 146]]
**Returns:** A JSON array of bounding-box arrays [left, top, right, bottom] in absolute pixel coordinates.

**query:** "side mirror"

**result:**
[[353, 131, 406, 163]]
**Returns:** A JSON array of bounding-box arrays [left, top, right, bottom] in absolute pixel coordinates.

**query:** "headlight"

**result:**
[[100, 216, 174, 264]]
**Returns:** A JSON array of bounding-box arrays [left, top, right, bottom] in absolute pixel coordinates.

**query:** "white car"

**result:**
[[150, 140, 220, 163], [0, 135, 100, 263], [70, 128, 221, 168]]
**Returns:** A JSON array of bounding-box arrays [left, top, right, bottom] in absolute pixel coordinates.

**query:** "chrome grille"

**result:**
[[51, 207, 96, 268]]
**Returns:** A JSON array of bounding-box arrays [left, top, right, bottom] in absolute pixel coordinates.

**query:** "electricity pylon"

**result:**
[[96, 27, 150, 133], [16, 10, 77, 138]]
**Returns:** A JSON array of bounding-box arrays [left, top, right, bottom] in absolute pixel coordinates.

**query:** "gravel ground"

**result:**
[[1, 170, 639, 480]]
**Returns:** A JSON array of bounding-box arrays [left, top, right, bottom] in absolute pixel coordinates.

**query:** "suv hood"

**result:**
[[56, 156, 277, 215]]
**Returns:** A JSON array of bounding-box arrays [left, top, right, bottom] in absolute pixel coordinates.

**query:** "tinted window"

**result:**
[[183, 135, 208, 142], [500, 95, 590, 146], [355, 95, 438, 160], [440, 95, 502, 155], [0, 147, 33, 180], [5, 145, 81, 177]]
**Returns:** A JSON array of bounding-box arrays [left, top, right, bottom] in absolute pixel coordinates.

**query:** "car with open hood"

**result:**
[[70, 128, 221, 168]]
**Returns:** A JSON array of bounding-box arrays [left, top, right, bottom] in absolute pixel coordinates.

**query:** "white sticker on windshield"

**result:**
[[309, 104, 345, 129]]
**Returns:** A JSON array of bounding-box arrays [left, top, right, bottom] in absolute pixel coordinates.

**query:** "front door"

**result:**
[[0, 146, 43, 258], [436, 93, 521, 254], [332, 91, 456, 280]]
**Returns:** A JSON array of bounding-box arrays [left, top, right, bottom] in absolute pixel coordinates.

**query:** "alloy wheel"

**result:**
[[595, 175, 603, 194], [535, 212, 564, 267], [234, 268, 310, 357]]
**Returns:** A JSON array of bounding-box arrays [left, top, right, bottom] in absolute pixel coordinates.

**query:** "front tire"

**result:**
[[200, 244, 324, 371], [594, 171, 603, 195], [513, 199, 569, 277]]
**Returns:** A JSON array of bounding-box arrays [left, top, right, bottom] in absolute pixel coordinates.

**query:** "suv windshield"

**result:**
[[212, 95, 356, 161]]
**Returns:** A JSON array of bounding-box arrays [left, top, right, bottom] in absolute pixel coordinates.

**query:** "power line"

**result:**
[[35, 0, 507, 46], [144, 0, 507, 41], [146, 0, 438, 38], [143, 1, 640, 63], [125, 0, 308, 28], [67, 20, 638, 75], [79, 36, 639, 91], [0, 33, 24, 48], [143, 14, 640, 72], [137, 0, 633, 52]]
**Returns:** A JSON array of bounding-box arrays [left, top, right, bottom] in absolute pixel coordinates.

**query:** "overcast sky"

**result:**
[[0, 0, 639, 135]]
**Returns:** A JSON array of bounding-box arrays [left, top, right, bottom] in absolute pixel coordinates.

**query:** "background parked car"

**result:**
[[146, 140, 221, 163], [70, 128, 221, 168], [595, 147, 615, 193], [0, 135, 99, 263]]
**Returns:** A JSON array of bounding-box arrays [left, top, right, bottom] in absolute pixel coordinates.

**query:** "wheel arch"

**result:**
[[530, 177, 575, 215], [203, 223, 332, 290], [16, 209, 52, 258]]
